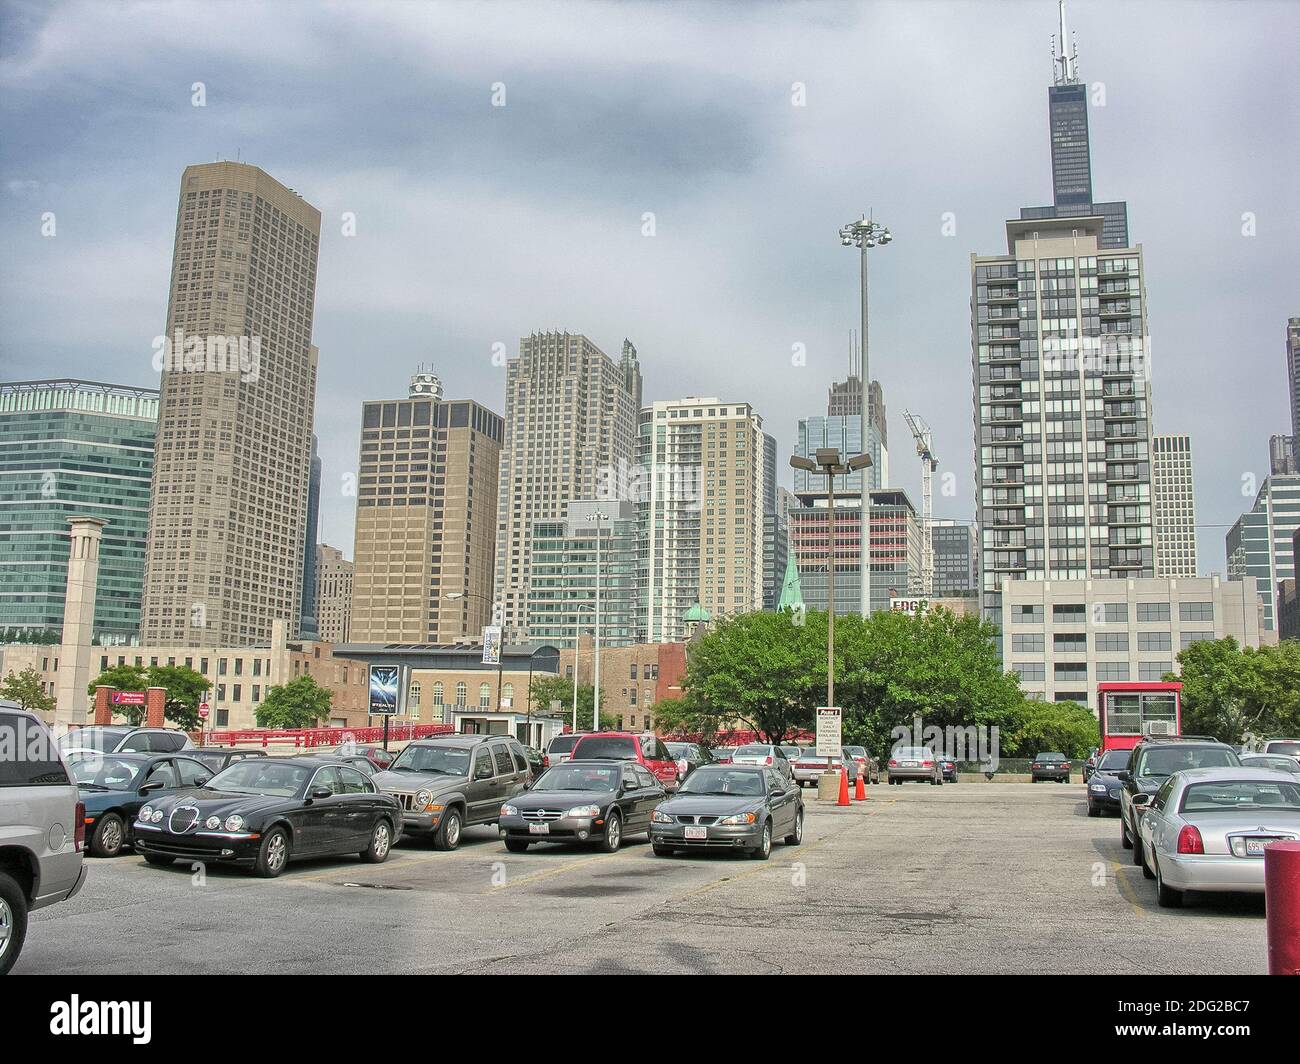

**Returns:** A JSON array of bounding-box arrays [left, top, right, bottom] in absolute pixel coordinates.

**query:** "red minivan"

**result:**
[[569, 732, 681, 791]]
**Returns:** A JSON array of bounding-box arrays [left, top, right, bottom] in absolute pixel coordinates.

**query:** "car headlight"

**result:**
[[416, 790, 432, 809], [719, 811, 757, 826], [205, 815, 222, 829], [140, 806, 154, 820], [151, 809, 164, 823], [224, 815, 245, 832], [1089, 783, 1107, 793], [652, 809, 674, 824], [566, 805, 601, 819], [500, 804, 518, 817]]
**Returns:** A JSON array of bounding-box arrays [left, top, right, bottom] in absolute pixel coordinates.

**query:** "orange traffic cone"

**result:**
[[855, 772, 867, 801], [837, 766, 851, 806]]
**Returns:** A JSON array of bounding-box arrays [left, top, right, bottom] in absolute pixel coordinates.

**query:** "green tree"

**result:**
[[86, 662, 207, 729], [255, 674, 332, 729], [1008, 699, 1099, 759], [86, 664, 150, 725], [1171, 637, 1300, 744], [528, 675, 614, 731], [1, 666, 55, 714]]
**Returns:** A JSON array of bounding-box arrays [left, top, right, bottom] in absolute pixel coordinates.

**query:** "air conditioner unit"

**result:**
[[1143, 721, 1175, 737]]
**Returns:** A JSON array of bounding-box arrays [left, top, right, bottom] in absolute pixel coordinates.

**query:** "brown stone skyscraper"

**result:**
[[140, 162, 321, 645]]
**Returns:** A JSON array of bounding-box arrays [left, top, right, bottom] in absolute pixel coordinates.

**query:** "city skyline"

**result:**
[[2, 1, 1297, 578]]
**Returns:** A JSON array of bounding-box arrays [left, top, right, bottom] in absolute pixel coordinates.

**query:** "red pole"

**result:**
[[1265, 840, 1300, 975]]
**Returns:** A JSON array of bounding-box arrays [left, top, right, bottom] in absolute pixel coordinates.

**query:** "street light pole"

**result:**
[[570, 602, 594, 733], [592, 510, 605, 728], [839, 214, 893, 617]]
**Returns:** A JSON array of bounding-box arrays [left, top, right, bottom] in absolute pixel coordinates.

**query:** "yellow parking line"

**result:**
[[488, 847, 637, 893], [1110, 859, 1146, 916]]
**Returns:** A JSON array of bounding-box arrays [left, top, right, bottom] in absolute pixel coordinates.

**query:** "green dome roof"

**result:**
[[684, 601, 711, 623]]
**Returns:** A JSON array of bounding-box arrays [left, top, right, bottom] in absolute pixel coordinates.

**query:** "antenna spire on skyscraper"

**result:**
[[1053, 0, 1079, 85]]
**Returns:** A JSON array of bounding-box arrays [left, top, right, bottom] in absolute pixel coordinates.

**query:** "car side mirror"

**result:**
[[196, 776, 211, 787], [1116, 771, 1131, 782], [139, 779, 165, 793], [310, 787, 332, 800]]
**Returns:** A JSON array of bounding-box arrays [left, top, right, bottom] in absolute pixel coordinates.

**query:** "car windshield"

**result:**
[[1243, 756, 1300, 773], [843, 747, 865, 756], [1097, 749, 1132, 771], [678, 768, 766, 797], [58, 727, 128, 751], [69, 755, 142, 790], [546, 735, 583, 755], [1140, 747, 1237, 778], [1035, 753, 1065, 762], [571, 736, 637, 760], [1181, 780, 1300, 813], [388, 744, 472, 776], [665, 744, 689, 757], [534, 765, 619, 791], [207, 760, 312, 796], [731, 746, 771, 758], [1265, 742, 1300, 757]]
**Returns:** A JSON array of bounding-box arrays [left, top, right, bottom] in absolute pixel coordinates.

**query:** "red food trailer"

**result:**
[[1096, 681, 1182, 752]]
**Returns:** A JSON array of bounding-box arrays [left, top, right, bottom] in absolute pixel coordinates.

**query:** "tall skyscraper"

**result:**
[[350, 377, 502, 644], [642, 398, 768, 642], [313, 544, 353, 644], [1227, 474, 1300, 631], [1019, 3, 1129, 249], [0, 380, 158, 643], [494, 332, 641, 641], [1287, 317, 1300, 439], [140, 162, 321, 646], [299, 434, 321, 639], [1152, 434, 1198, 578], [972, 215, 1154, 629], [931, 519, 978, 596]]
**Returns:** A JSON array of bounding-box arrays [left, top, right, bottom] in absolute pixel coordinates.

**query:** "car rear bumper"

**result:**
[[1157, 852, 1268, 894], [1032, 770, 1071, 780], [888, 768, 934, 781]]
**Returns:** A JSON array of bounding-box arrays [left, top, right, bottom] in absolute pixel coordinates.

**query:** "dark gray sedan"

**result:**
[[649, 765, 803, 861]]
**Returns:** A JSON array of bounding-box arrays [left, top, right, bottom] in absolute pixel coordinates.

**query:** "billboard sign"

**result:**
[[368, 665, 400, 716], [889, 597, 930, 615], [482, 625, 503, 665]]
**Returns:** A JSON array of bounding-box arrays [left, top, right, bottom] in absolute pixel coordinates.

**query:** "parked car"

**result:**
[[306, 752, 379, 776], [887, 746, 942, 785], [1118, 735, 1240, 862], [779, 744, 803, 766], [935, 752, 958, 783], [185, 748, 267, 774], [0, 703, 87, 975], [650, 765, 803, 861], [332, 744, 396, 771], [67, 751, 213, 857], [499, 759, 666, 853], [58, 725, 192, 757], [133, 756, 401, 878], [371, 735, 532, 850], [791, 750, 858, 787], [1135, 767, 1300, 907], [708, 747, 734, 764], [1086, 747, 1132, 817], [1241, 753, 1300, 776], [1030, 752, 1071, 783], [569, 732, 681, 791], [1258, 738, 1300, 765], [665, 742, 709, 781], [543, 732, 588, 768], [843, 746, 882, 784], [521, 746, 545, 779], [727, 744, 793, 780], [1082, 747, 1101, 782]]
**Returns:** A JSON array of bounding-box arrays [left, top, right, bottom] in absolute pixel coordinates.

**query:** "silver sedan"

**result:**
[[1136, 766, 1300, 908]]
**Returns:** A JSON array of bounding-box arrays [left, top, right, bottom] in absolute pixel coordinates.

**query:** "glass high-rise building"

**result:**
[[0, 379, 159, 642], [1227, 474, 1300, 631], [299, 434, 321, 639]]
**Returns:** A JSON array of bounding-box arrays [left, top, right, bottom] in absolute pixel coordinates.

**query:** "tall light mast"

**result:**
[[902, 410, 938, 597]]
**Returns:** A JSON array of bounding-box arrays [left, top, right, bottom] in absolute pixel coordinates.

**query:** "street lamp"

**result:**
[[838, 214, 893, 616], [445, 589, 504, 714], [790, 448, 873, 716], [570, 602, 595, 733]]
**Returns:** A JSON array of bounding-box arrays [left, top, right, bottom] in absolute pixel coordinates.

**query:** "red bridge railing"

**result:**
[[197, 723, 453, 749]]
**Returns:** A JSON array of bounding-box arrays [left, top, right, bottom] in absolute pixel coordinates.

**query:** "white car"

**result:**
[[1136, 766, 1300, 908]]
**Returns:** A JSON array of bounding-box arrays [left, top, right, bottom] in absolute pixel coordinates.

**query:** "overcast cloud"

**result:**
[[2, 0, 1297, 570]]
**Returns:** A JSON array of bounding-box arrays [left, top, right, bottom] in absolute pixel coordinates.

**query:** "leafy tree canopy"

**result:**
[[255, 674, 332, 730]]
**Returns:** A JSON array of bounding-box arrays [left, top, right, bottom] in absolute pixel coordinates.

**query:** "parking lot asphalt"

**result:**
[[19, 782, 1268, 974]]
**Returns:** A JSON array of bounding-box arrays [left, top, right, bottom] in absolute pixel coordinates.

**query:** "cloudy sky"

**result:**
[[2, 0, 1297, 571]]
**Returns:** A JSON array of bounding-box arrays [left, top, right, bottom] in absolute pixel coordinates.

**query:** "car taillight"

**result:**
[[888, 759, 898, 767], [922, 761, 933, 767], [74, 801, 86, 852], [1176, 825, 1205, 855], [764, 756, 772, 765]]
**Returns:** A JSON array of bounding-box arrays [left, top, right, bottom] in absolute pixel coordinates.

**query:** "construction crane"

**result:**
[[902, 410, 938, 597]]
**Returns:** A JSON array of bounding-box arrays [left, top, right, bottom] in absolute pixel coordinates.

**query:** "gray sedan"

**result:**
[[1136, 766, 1300, 907], [649, 765, 803, 860]]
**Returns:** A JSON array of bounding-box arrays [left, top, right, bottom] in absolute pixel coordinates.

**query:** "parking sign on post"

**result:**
[[816, 707, 842, 757]]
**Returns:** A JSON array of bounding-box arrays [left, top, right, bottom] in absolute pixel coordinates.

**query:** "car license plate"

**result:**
[[1246, 838, 1276, 855], [903, 761, 918, 768], [528, 823, 550, 835], [684, 826, 707, 840]]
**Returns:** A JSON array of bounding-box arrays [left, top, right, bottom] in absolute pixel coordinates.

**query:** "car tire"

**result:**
[[1155, 859, 1184, 908], [1120, 817, 1133, 849], [90, 812, 126, 858], [0, 871, 29, 976], [749, 820, 772, 861], [361, 819, 393, 863], [1131, 827, 1145, 866], [142, 853, 175, 867], [1141, 842, 1155, 880], [599, 812, 622, 854], [253, 826, 291, 878], [652, 843, 675, 857], [1087, 802, 1100, 817], [432, 807, 463, 851], [785, 809, 804, 846], [504, 838, 530, 853]]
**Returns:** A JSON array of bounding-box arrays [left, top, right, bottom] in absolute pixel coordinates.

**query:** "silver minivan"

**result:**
[[1, 702, 87, 974]]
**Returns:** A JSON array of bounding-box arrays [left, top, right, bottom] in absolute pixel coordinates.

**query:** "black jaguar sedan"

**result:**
[[498, 758, 665, 853], [133, 756, 402, 877]]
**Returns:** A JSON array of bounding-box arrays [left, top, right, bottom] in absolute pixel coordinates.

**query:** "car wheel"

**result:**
[[254, 826, 291, 878], [143, 853, 175, 867], [1120, 817, 1133, 849], [361, 819, 393, 863], [0, 871, 29, 976], [90, 813, 126, 858], [749, 820, 772, 861], [1131, 827, 1145, 866], [1087, 802, 1100, 818], [432, 807, 463, 851], [600, 812, 622, 854], [504, 838, 530, 853], [1155, 859, 1184, 908], [652, 843, 675, 857], [785, 809, 804, 846]]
